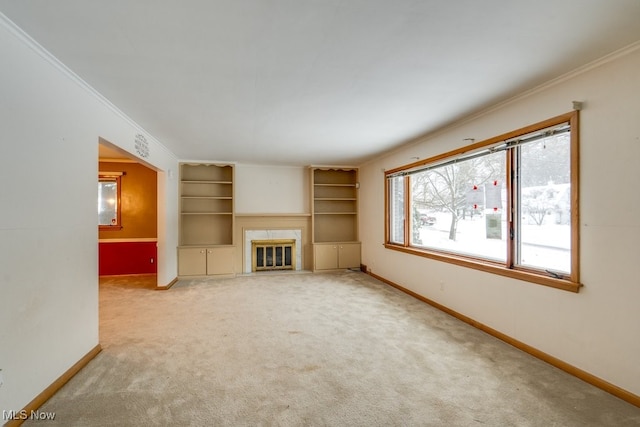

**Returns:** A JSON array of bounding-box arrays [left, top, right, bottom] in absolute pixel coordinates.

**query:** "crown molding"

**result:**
[[471, 39, 640, 119], [0, 11, 176, 160], [364, 39, 640, 167]]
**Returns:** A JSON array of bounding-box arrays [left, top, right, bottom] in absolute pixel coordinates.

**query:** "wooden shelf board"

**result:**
[[181, 212, 233, 215], [181, 180, 233, 184], [314, 212, 357, 215], [181, 196, 233, 199]]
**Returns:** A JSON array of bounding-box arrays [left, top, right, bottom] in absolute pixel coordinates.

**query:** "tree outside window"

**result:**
[[385, 112, 579, 291]]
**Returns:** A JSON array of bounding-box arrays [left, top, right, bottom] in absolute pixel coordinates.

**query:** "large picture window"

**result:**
[[385, 112, 580, 292]]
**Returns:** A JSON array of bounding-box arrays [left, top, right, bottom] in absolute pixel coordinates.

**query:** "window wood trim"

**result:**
[[384, 243, 580, 292], [384, 111, 581, 293], [386, 112, 577, 176]]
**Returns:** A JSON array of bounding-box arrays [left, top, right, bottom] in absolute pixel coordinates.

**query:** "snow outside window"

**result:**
[[385, 112, 579, 291]]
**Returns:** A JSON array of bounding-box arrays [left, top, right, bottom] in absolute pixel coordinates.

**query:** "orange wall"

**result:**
[[99, 161, 157, 239]]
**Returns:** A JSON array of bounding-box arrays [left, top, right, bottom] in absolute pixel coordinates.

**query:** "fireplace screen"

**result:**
[[252, 239, 296, 272]]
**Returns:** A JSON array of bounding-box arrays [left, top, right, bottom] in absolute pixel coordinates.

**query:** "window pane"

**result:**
[[98, 180, 118, 226], [285, 246, 292, 266], [388, 176, 405, 244], [517, 132, 571, 273], [411, 151, 506, 261], [409, 191, 424, 246], [257, 247, 264, 267], [266, 247, 273, 266]]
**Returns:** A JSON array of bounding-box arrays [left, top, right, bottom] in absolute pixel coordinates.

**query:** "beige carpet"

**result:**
[[24, 271, 640, 426]]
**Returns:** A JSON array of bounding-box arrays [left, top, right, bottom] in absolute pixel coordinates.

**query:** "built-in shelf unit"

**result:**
[[310, 167, 360, 271], [178, 163, 235, 276]]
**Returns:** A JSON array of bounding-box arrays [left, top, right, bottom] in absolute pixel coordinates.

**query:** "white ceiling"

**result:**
[[2, 1, 640, 166]]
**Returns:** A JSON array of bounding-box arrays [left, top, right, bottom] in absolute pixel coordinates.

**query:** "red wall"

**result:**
[[99, 241, 157, 276]]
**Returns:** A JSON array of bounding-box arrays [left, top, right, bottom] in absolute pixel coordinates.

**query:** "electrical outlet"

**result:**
[[0, 369, 4, 388], [439, 281, 445, 291]]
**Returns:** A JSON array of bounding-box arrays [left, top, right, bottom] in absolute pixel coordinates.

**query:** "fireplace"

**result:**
[[251, 239, 296, 272], [244, 229, 302, 273]]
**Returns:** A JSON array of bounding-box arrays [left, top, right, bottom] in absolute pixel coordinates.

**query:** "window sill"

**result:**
[[99, 225, 123, 231], [384, 243, 582, 293]]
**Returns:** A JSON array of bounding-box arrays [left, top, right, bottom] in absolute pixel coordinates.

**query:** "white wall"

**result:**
[[0, 16, 178, 413], [359, 45, 640, 396], [1, 7, 638, 413], [235, 164, 308, 214]]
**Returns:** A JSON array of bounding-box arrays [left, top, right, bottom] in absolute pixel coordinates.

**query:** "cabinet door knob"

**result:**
[[200, 250, 205, 254], [207, 250, 212, 254]]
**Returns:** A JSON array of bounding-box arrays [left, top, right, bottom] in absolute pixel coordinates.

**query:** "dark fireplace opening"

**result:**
[[252, 239, 295, 272]]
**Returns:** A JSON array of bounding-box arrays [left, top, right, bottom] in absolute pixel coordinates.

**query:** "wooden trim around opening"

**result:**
[[384, 243, 581, 293], [4, 344, 102, 427], [367, 271, 640, 408], [383, 111, 581, 291]]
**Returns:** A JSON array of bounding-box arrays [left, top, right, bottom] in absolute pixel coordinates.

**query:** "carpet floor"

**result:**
[[24, 271, 640, 426]]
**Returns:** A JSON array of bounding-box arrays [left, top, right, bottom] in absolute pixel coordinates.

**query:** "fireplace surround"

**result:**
[[244, 229, 302, 273], [251, 239, 296, 272]]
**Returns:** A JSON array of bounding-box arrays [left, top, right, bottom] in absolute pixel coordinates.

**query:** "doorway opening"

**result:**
[[98, 138, 161, 286]]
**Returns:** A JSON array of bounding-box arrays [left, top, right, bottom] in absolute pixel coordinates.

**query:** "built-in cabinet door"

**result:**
[[314, 242, 361, 271], [179, 246, 235, 276], [206, 246, 235, 275], [338, 243, 361, 269], [314, 244, 338, 270], [178, 247, 207, 276]]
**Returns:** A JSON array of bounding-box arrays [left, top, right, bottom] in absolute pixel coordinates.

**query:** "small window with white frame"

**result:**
[[98, 171, 123, 230]]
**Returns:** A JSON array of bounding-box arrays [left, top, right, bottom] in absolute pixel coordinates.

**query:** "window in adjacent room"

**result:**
[[98, 172, 123, 229], [385, 111, 579, 292]]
